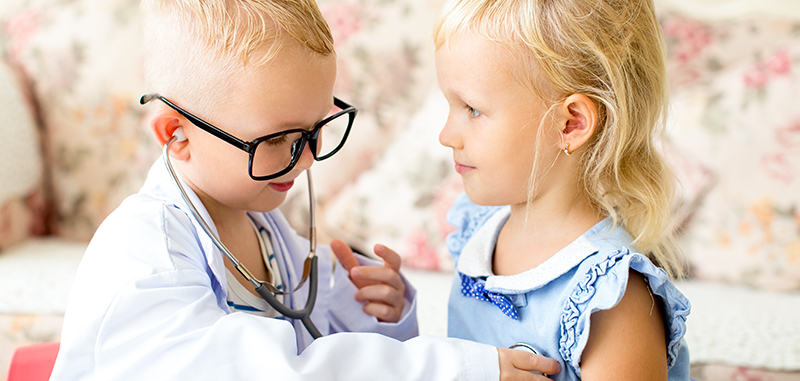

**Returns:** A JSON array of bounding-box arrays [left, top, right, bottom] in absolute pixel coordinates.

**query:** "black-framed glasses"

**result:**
[[140, 93, 357, 181]]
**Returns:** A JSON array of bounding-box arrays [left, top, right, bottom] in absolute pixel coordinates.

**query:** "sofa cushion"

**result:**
[[662, 10, 800, 291], [0, 238, 86, 314], [0, 57, 45, 251], [2, 0, 442, 243], [324, 87, 459, 271], [675, 280, 800, 372], [1, 0, 159, 242], [279, 0, 444, 235]]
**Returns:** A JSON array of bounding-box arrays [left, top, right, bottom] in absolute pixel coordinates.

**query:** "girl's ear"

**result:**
[[557, 93, 597, 154], [150, 107, 191, 161]]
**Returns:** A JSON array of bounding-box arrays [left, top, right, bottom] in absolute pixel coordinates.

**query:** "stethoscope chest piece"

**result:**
[[509, 342, 546, 376]]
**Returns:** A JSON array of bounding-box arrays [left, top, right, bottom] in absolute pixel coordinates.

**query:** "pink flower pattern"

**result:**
[[775, 120, 800, 149], [662, 16, 714, 88], [433, 176, 463, 241], [3, 10, 40, 65], [403, 229, 441, 271], [663, 17, 714, 65], [745, 48, 792, 89], [320, 2, 362, 48]]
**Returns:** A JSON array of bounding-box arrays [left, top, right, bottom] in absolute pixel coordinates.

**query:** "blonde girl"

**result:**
[[433, 0, 691, 379]]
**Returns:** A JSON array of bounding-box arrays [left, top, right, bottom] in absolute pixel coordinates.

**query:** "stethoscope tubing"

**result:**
[[163, 136, 322, 339], [255, 256, 321, 339]]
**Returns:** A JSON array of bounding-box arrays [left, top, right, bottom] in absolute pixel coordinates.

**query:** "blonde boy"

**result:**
[[49, 0, 558, 379]]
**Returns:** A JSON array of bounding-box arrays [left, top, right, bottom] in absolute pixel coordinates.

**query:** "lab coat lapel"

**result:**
[[252, 210, 323, 347], [143, 160, 230, 311], [252, 211, 300, 309]]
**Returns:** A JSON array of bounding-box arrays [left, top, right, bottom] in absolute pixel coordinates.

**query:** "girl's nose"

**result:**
[[438, 114, 462, 150]]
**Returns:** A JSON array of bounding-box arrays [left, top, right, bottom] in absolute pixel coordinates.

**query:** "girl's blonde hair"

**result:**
[[141, 0, 334, 117], [433, 0, 684, 278]]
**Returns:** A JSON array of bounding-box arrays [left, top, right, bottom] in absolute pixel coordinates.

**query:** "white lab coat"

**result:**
[[49, 160, 498, 380]]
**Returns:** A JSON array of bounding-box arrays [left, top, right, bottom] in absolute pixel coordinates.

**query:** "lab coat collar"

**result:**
[[140, 158, 230, 310], [456, 208, 615, 295]]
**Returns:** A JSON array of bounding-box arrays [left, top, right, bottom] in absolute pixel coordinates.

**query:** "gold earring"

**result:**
[[563, 143, 574, 156]]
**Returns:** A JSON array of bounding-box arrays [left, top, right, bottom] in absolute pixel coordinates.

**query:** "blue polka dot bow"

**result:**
[[460, 273, 519, 320]]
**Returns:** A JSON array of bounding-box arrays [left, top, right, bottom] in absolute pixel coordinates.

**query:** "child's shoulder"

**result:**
[[95, 160, 204, 240], [569, 220, 688, 322], [91, 191, 195, 254], [559, 223, 691, 374]]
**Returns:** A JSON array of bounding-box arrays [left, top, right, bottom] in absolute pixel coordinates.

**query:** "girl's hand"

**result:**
[[330, 239, 406, 323], [497, 348, 561, 380]]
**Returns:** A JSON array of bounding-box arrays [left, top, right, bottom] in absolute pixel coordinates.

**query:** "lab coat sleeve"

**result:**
[[51, 197, 500, 381], [98, 264, 498, 380], [101, 267, 497, 380]]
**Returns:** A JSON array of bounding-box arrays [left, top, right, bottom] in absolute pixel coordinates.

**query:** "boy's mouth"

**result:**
[[269, 180, 294, 192]]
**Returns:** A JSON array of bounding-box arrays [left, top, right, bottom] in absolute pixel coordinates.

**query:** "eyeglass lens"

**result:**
[[250, 104, 352, 178]]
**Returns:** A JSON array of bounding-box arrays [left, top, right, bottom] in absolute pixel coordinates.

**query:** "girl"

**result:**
[[433, 0, 691, 380]]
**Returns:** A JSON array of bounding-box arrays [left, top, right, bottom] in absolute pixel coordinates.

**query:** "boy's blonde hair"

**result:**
[[433, 0, 684, 277], [142, 0, 334, 118]]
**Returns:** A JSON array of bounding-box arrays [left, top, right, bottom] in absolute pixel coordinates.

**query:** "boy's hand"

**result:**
[[330, 239, 406, 323], [497, 348, 561, 380]]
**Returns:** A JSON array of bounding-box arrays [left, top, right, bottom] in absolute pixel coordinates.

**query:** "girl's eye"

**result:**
[[466, 105, 482, 118]]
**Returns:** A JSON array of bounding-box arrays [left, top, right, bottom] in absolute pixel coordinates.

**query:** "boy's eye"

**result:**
[[265, 134, 289, 146], [465, 105, 482, 117]]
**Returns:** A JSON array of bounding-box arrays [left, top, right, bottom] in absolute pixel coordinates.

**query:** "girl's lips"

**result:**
[[455, 163, 475, 174], [269, 179, 294, 192]]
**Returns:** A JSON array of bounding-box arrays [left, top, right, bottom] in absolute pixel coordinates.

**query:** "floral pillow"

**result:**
[[323, 87, 459, 271], [662, 11, 800, 291], [0, 57, 46, 251], [1, 0, 159, 242], [280, 0, 445, 235], [1, 0, 442, 242]]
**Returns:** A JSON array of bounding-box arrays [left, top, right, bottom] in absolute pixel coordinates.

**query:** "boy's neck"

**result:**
[[181, 175, 251, 231], [185, 175, 272, 293]]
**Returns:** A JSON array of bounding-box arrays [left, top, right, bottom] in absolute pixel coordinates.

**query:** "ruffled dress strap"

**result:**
[[558, 248, 691, 377], [445, 193, 505, 260]]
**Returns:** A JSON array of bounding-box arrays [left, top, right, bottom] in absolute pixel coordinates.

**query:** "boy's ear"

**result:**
[[150, 107, 190, 161], [557, 93, 597, 153]]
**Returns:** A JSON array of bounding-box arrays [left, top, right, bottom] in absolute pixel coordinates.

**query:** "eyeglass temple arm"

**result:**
[[141, 94, 251, 151]]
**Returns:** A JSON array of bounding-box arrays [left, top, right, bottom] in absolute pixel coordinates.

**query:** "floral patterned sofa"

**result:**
[[1, 0, 798, 380]]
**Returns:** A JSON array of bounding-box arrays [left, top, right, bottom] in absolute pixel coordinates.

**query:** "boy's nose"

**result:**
[[295, 141, 316, 171]]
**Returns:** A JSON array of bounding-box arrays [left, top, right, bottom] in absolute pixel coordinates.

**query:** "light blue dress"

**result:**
[[446, 194, 691, 380]]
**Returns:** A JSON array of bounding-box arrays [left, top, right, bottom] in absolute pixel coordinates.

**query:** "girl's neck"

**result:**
[[492, 190, 603, 276]]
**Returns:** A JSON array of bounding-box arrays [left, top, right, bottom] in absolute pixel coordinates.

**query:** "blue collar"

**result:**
[[457, 210, 619, 295]]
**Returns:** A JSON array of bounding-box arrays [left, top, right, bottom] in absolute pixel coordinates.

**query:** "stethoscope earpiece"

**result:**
[[172, 127, 187, 142]]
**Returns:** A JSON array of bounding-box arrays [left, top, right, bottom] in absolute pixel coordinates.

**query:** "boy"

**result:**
[[49, 0, 560, 379]]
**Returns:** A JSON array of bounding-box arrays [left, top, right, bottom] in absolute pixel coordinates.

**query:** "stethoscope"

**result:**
[[163, 129, 323, 339], [509, 343, 546, 376]]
